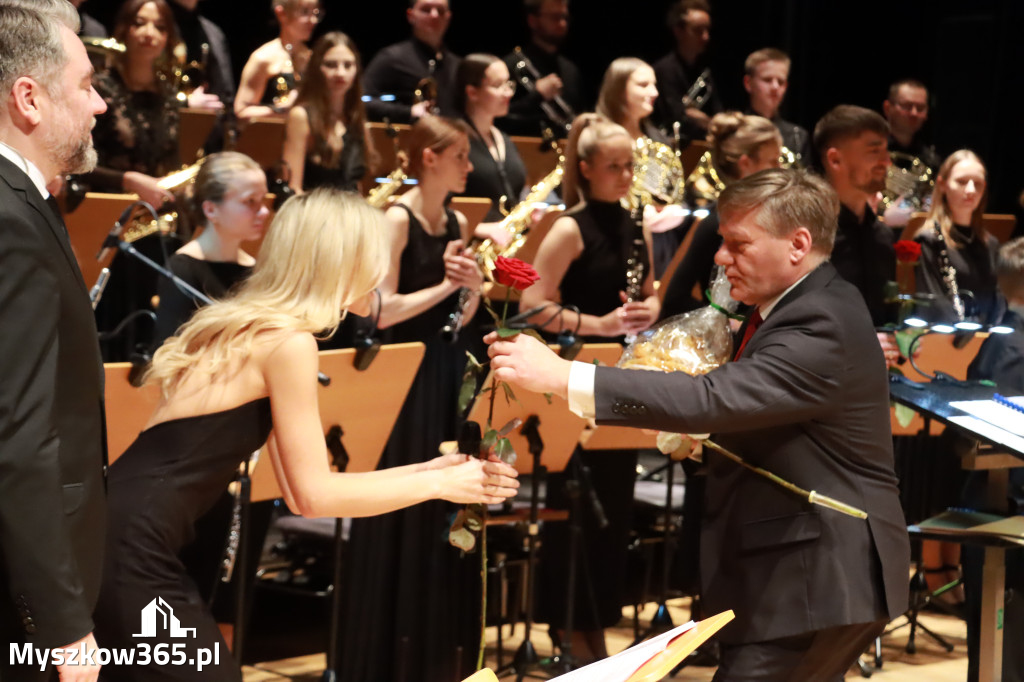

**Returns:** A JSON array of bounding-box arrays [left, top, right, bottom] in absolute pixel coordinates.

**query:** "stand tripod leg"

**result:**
[[320, 518, 344, 682], [633, 459, 675, 644]]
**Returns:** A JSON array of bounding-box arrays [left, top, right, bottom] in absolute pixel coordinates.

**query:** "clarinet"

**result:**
[[623, 202, 646, 344], [511, 46, 575, 134]]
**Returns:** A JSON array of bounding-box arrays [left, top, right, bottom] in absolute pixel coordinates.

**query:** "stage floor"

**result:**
[[240, 596, 968, 681]]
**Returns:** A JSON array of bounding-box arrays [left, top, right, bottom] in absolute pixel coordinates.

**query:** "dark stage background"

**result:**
[[85, 0, 1024, 223]]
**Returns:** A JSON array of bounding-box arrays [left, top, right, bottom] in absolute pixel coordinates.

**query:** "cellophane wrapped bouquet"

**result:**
[[616, 266, 739, 454]]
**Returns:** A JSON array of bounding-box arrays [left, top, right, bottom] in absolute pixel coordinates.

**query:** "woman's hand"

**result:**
[[442, 240, 483, 290], [123, 171, 174, 208], [186, 85, 224, 111], [619, 291, 657, 334], [431, 454, 519, 505], [473, 221, 512, 248]]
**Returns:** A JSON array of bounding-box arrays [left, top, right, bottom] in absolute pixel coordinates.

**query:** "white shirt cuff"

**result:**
[[567, 360, 596, 419]]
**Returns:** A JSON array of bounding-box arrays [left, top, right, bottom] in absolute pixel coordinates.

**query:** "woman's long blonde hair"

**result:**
[[147, 189, 388, 397], [916, 149, 989, 249], [562, 113, 631, 208], [596, 57, 651, 127]]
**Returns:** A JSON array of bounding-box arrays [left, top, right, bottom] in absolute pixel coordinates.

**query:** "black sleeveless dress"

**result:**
[[537, 198, 644, 631], [339, 205, 481, 682], [94, 398, 273, 682]]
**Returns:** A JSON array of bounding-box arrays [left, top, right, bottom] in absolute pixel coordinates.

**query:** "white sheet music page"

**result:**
[[550, 620, 697, 681], [950, 396, 1024, 439]]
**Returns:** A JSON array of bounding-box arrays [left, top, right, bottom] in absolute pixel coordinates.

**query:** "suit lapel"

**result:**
[[0, 155, 90, 296]]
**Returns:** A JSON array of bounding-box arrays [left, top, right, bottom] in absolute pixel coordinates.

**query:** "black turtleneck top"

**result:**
[[914, 222, 1004, 325]]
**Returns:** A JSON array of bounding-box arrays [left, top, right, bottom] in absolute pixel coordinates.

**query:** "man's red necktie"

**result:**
[[733, 309, 763, 360]]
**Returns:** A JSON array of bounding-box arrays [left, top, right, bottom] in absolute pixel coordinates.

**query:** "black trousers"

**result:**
[[713, 619, 888, 682]]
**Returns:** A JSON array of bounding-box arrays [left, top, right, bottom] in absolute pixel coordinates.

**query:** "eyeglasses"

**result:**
[[294, 6, 323, 21], [485, 80, 517, 94]]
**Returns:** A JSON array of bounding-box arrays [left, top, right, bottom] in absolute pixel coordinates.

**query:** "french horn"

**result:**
[[629, 136, 685, 210], [882, 152, 934, 210]]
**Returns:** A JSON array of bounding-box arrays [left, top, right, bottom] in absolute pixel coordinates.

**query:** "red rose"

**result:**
[[894, 240, 922, 264], [492, 256, 539, 291]]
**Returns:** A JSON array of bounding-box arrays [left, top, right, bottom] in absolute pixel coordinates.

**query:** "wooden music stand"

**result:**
[[450, 196, 493, 234], [544, 610, 735, 681], [234, 114, 287, 169], [63, 192, 137, 289], [250, 343, 426, 502], [469, 349, 587, 679], [179, 108, 219, 165], [366, 121, 414, 172], [900, 212, 1018, 244], [103, 362, 162, 465], [575, 344, 658, 451], [511, 135, 560, 187]]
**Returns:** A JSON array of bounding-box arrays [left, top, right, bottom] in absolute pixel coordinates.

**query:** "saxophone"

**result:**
[[367, 166, 409, 208], [440, 157, 566, 342]]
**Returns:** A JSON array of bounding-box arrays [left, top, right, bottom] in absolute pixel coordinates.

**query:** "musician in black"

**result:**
[[362, 0, 461, 123], [883, 78, 941, 171], [500, 0, 583, 136], [71, 0, 105, 37], [742, 48, 810, 164], [168, 0, 234, 103], [651, 0, 722, 143], [814, 105, 902, 368]]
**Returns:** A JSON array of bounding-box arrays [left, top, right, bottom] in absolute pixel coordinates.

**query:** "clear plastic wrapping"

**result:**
[[616, 266, 739, 375]]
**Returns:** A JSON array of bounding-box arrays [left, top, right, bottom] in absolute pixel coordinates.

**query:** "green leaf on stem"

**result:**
[[521, 328, 545, 343], [543, 392, 554, 404], [494, 437, 517, 466], [482, 429, 498, 452], [496, 327, 520, 338], [500, 380, 518, 406]]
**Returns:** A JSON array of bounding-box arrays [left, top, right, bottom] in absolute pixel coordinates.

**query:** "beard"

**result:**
[[46, 100, 97, 175]]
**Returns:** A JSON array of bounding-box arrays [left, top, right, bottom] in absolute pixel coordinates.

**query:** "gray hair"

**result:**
[[718, 167, 841, 255], [0, 1, 79, 98]]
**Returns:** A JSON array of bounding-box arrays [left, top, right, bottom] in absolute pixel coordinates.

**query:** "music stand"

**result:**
[[179, 108, 220, 165], [244, 344, 425, 680], [510, 135, 560, 188], [890, 375, 1024, 682], [234, 114, 287, 170], [450, 197, 493, 234], [542, 610, 734, 681], [103, 362, 162, 464], [468, 354, 587, 681], [62, 192, 137, 289]]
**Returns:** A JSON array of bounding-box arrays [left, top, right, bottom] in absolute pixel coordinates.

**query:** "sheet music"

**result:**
[[949, 397, 1024, 439], [948, 416, 1024, 456], [551, 620, 696, 681]]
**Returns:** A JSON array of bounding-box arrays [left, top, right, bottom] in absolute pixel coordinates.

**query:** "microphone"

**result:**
[[503, 303, 553, 329], [96, 201, 151, 261], [89, 267, 110, 310], [556, 330, 582, 360]]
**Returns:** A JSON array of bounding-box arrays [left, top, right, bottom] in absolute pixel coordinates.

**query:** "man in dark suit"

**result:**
[[0, 2, 108, 679], [488, 168, 910, 681]]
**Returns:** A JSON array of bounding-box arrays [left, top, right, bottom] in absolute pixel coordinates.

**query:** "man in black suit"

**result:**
[[488, 168, 910, 681], [0, 2, 107, 679]]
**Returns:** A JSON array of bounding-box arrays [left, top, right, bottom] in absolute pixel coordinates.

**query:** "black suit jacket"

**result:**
[[0, 155, 106, 650], [594, 263, 910, 643]]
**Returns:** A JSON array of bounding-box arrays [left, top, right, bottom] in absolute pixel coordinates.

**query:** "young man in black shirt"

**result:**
[[743, 48, 810, 164], [362, 0, 461, 123], [652, 0, 722, 143], [814, 104, 901, 367], [500, 0, 583, 136]]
